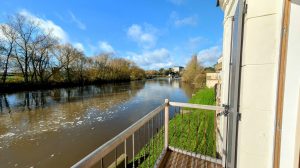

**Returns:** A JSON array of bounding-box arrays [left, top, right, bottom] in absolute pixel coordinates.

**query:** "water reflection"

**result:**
[[0, 94, 11, 114], [147, 78, 195, 96], [0, 82, 145, 142], [0, 82, 146, 113], [0, 79, 194, 168]]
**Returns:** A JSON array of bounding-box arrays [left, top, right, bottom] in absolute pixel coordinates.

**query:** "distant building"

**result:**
[[172, 66, 184, 73], [205, 56, 222, 88], [206, 73, 219, 88]]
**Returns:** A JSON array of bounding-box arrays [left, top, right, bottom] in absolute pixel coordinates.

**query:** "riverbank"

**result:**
[[0, 80, 192, 167], [130, 88, 216, 167], [0, 79, 140, 94]]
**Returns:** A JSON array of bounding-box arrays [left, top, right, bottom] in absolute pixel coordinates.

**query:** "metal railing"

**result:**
[[166, 102, 224, 167], [72, 99, 224, 168]]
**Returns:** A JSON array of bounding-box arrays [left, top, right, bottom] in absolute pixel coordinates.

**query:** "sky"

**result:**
[[0, 0, 224, 70]]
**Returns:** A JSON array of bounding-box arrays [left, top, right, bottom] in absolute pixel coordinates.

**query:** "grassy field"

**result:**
[[130, 88, 217, 167], [169, 88, 216, 156]]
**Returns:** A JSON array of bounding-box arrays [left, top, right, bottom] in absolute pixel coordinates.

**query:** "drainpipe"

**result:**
[[273, 0, 291, 167]]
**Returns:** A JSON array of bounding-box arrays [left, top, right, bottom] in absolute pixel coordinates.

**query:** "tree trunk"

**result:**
[[24, 56, 29, 83], [2, 57, 9, 84], [2, 47, 13, 84]]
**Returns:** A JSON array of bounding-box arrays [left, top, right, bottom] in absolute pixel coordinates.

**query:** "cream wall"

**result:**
[[280, 2, 300, 168], [220, 0, 284, 167], [206, 80, 218, 88], [206, 73, 219, 88], [237, 0, 283, 167]]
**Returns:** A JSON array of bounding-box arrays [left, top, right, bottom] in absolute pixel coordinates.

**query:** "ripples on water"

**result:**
[[0, 79, 194, 167]]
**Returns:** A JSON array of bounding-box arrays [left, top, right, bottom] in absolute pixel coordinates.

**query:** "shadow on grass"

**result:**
[[127, 153, 150, 168]]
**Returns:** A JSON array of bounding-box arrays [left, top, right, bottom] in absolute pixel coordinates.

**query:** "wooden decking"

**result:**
[[158, 149, 222, 168]]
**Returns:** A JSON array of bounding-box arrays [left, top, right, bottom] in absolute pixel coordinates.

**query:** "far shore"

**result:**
[[0, 80, 133, 94]]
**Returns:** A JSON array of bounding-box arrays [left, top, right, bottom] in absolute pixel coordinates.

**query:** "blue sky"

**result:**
[[0, 0, 224, 69]]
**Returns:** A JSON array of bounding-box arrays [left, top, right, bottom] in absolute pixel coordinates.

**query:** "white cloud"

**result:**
[[171, 12, 198, 27], [74, 42, 84, 52], [127, 24, 157, 49], [188, 36, 207, 50], [168, 0, 186, 5], [126, 48, 174, 69], [174, 16, 198, 27], [98, 41, 115, 53], [68, 11, 86, 30], [19, 9, 68, 43], [197, 46, 222, 67], [0, 24, 12, 41]]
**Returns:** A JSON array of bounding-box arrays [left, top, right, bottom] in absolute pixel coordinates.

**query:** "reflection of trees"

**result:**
[[146, 78, 170, 86], [180, 82, 195, 99], [0, 82, 145, 139], [0, 94, 11, 114], [0, 94, 11, 135], [0, 83, 145, 113], [0, 80, 192, 117], [129, 81, 146, 94], [4, 95, 11, 113], [30, 92, 46, 108], [24, 92, 31, 111], [51, 89, 61, 102], [41, 92, 46, 107]]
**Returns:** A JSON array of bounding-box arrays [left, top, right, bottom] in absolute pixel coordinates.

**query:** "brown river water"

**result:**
[[0, 79, 194, 168]]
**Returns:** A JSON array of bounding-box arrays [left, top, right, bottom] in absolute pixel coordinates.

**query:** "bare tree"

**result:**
[[0, 13, 146, 87], [92, 53, 110, 69], [108, 58, 131, 80], [8, 14, 43, 83], [33, 34, 58, 82], [0, 40, 5, 78], [74, 51, 86, 82], [0, 24, 17, 83], [56, 44, 82, 82]]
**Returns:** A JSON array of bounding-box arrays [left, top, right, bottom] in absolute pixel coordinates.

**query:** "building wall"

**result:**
[[220, 2, 236, 166], [172, 66, 183, 73], [206, 79, 218, 88], [206, 73, 219, 88], [221, 0, 284, 167], [280, 2, 300, 167], [237, 0, 283, 167]]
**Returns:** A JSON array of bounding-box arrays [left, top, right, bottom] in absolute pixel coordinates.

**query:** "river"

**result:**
[[0, 79, 194, 168]]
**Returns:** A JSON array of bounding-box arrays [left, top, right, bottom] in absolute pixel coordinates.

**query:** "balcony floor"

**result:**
[[158, 149, 222, 168]]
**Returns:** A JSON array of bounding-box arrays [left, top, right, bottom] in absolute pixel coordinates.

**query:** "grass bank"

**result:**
[[169, 88, 216, 156], [130, 88, 216, 167]]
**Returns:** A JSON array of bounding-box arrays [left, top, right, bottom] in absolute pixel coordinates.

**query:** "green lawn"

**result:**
[[4, 75, 24, 83], [130, 88, 217, 167], [169, 88, 216, 156]]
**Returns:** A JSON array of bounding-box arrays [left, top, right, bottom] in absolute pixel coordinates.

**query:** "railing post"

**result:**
[[164, 99, 169, 149]]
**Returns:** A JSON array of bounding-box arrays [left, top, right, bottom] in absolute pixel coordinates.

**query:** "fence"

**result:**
[[72, 99, 224, 168]]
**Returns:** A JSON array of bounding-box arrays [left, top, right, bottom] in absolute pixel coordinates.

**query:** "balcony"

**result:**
[[72, 100, 224, 168]]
